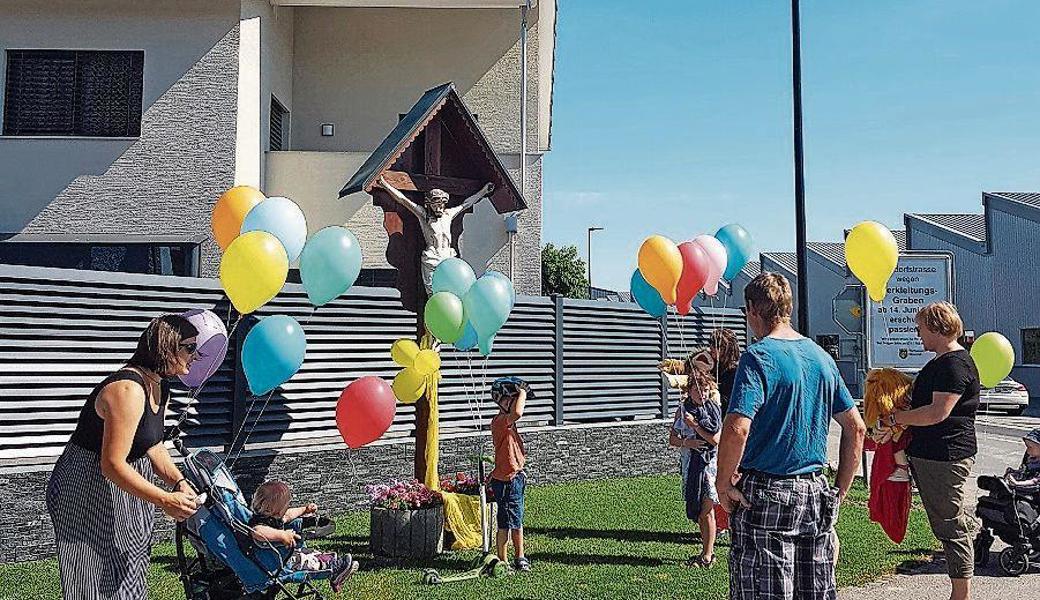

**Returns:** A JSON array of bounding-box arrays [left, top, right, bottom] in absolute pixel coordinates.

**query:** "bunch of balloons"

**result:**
[[423, 258, 515, 355], [631, 224, 753, 318], [336, 376, 397, 449], [389, 339, 442, 403], [845, 221, 899, 302], [213, 186, 363, 314], [971, 332, 1016, 389]]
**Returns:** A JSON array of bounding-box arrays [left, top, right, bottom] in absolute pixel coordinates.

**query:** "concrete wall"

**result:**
[[1, 420, 674, 563], [288, 6, 544, 155], [0, 0, 241, 276]]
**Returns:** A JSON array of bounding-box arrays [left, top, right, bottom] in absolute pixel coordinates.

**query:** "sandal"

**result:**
[[698, 555, 716, 569]]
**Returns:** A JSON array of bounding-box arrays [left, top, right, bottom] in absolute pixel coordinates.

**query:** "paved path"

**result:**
[[829, 415, 1040, 598]]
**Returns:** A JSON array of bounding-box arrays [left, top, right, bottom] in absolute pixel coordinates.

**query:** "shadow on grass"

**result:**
[[524, 526, 691, 544], [530, 552, 665, 567]]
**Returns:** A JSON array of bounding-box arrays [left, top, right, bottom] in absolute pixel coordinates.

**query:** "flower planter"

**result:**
[[369, 505, 444, 559]]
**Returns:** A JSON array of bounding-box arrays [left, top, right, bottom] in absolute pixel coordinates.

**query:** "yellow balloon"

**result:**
[[845, 221, 899, 302], [391, 339, 421, 367], [392, 367, 426, 404], [413, 349, 441, 376], [970, 332, 1015, 389], [637, 235, 683, 305], [213, 186, 265, 251], [220, 231, 288, 314]]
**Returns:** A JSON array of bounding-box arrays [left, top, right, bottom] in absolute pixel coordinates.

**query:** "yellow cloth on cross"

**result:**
[[441, 492, 488, 550]]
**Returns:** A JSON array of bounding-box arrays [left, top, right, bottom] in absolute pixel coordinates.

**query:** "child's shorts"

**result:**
[[490, 470, 526, 530]]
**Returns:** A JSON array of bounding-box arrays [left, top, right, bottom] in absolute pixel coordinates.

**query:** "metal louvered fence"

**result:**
[[0, 265, 745, 467]]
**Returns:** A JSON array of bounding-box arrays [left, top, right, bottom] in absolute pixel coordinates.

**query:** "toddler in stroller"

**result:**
[[974, 428, 1040, 576], [175, 449, 351, 599]]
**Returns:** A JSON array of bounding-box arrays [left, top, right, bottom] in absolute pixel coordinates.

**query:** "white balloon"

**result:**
[[693, 235, 728, 295]]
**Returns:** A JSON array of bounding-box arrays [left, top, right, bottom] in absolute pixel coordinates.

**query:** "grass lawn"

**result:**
[[0, 475, 937, 600]]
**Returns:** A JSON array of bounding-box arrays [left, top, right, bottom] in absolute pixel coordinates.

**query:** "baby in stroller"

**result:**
[[250, 480, 359, 591], [974, 428, 1040, 576]]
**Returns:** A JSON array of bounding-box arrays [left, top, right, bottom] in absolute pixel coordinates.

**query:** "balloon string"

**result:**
[[228, 389, 277, 471]]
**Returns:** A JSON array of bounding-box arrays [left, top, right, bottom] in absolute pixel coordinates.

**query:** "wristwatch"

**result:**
[[886, 413, 898, 428]]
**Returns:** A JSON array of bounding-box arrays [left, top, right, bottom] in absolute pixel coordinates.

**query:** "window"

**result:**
[[0, 242, 198, 276], [1023, 329, 1040, 365], [270, 95, 288, 150], [3, 50, 144, 137]]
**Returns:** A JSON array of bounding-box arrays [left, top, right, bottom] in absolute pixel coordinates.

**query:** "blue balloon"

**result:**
[[299, 226, 362, 307], [242, 315, 307, 396], [454, 321, 479, 352], [463, 275, 513, 356], [482, 270, 516, 309], [241, 197, 308, 262], [432, 258, 476, 298], [715, 223, 754, 280], [630, 269, 667, 318]]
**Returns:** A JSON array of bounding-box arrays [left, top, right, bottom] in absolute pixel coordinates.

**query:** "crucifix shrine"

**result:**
[[340, 82, 526, 478]]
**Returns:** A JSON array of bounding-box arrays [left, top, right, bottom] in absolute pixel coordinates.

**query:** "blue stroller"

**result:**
[[174, 448, 339, 599]]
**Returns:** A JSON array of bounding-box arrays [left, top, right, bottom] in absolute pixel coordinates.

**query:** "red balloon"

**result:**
[[676, 241, 711, 316], [336, 376, 397, 449]]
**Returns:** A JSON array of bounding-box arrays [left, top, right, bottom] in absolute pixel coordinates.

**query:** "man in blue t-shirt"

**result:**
[[716, 272, 865, 600]]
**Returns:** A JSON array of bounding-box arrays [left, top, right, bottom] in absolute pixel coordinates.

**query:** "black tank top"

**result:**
[[70, 369, 169, 463]]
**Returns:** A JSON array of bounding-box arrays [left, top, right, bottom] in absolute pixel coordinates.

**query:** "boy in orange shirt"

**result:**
[[489, 376, 530, 572]]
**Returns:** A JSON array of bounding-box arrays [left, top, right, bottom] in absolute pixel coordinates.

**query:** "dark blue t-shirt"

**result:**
[[728, 337, 855, 475]]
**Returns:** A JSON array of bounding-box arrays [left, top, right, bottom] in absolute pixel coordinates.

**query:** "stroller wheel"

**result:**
[[999, 547, 1029, 577]]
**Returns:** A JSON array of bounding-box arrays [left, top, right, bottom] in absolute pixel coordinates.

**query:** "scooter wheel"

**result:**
[[422, 570, 442, 585], [999, 547, 1029, 577], [489, 560, 508, 578]]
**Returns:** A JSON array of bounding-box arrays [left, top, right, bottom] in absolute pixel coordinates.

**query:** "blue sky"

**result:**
[[541, 0, 1040, 292]]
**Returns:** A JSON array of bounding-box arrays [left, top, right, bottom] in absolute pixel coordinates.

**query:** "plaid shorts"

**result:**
[[728, 471, 840, 600]]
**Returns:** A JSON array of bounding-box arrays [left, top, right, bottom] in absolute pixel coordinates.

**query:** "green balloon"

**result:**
[[424, 292, 466, 343], [970, 332, 1015, 389]]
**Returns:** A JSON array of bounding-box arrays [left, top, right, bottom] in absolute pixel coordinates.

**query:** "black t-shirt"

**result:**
[[907, 350, 980, 462], [716, 367, 737, 414]]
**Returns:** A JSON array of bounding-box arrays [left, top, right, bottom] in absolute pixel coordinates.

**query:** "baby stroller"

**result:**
[[174, 448, 338, 599], [974, 473, 1040, 576]]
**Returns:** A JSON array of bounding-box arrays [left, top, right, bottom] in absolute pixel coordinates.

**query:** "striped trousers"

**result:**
[[46, 443, 156, 599]]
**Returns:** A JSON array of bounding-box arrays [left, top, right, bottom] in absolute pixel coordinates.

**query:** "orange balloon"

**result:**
[[212, 186, 265, 250]]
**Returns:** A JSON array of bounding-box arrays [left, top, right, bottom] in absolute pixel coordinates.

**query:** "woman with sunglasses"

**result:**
[[47, 314, 202, 598]]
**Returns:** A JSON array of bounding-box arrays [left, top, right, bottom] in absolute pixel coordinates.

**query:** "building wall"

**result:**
[[288, 6, 544, 155], [905, 228, 995, 336], [985, 202, 1040, 396], [0, 0, 241, 276]]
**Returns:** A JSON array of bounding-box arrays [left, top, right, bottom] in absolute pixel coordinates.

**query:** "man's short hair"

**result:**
[[744, 272, 793, 327]]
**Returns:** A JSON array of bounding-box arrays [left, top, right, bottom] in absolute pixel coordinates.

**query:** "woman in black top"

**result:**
[[46, 315, 201, 598], [888, 302, 980, 600], [707, 328, 741, 413]]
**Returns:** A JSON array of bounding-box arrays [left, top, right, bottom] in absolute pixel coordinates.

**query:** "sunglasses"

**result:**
[[179, 341, 198, 355]]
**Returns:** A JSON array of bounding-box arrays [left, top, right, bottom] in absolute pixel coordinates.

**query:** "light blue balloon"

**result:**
[[432, 258, 476, 298], [478, 333, 498, 356], [299, 226, 362, 307], [482, 270, 516, 309], [454, 321, 479, 352], [630, 269, 667, 318], [463, 275, 513, 357], [242, 315, 307, 396], [715, 223, 754, 280], [241, 197, 308, 262]]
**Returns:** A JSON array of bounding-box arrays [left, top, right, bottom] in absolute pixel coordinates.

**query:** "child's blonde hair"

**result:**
[[251, 479, 291, 518], [863, 368, 913, 427]]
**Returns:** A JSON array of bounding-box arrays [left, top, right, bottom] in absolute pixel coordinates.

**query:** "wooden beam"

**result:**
[[380, 170, 484, 197], [424, 119, 441, 176]]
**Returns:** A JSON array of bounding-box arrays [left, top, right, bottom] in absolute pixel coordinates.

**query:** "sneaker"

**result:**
[[316, 552, 339, 569], [513, 556, 531, 572], [329, 557, 359, 593], [887, 465, 911, 483]]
